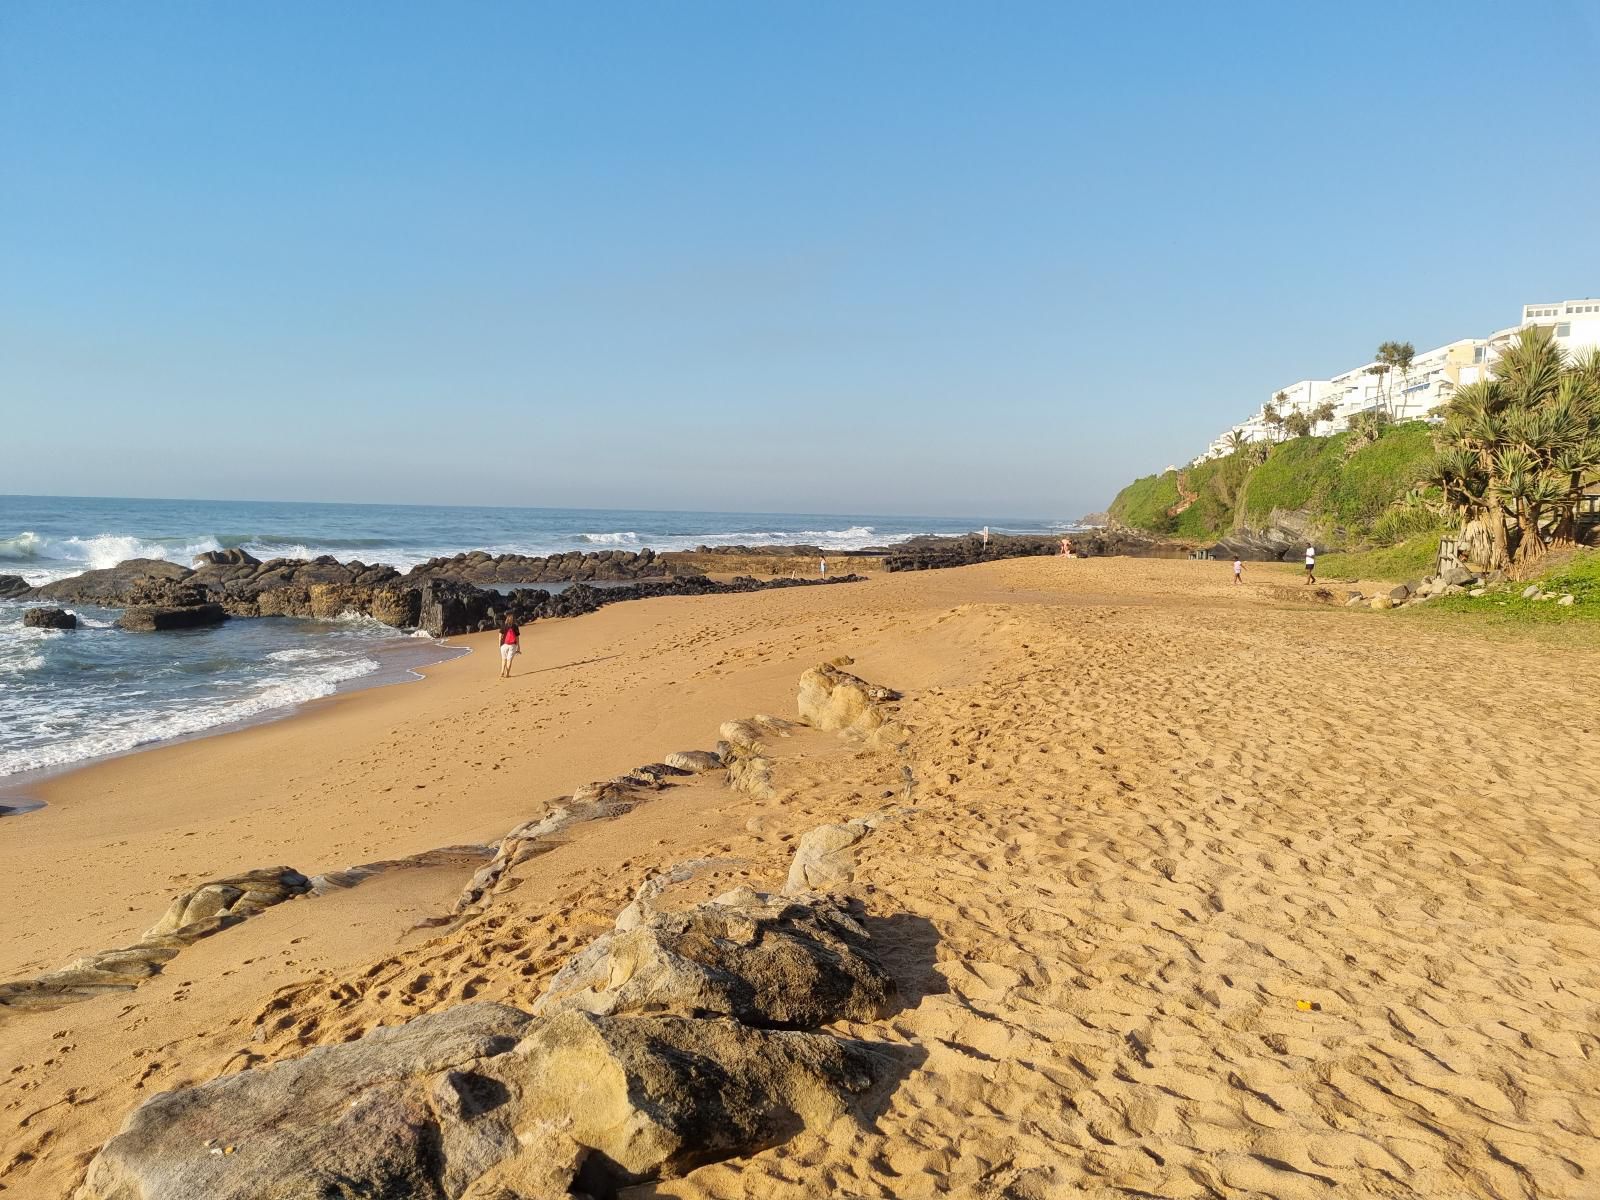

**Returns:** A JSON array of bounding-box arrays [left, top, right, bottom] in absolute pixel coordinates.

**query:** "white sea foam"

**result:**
[[579, 531, 641, 545], [266, 647, 322, 663], [0, 531, 47, 560], [0, 654, 380, 777], [59, 533, 225, 570]]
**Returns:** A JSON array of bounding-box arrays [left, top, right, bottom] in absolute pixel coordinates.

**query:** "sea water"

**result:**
[[0, 495, 1061, 782]]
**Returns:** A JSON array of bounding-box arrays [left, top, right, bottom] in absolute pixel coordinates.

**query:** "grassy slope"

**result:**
[[1416, 547, 1600, 625], [1109, 422, 1439, 545], [1315, 534, 1443, 582]]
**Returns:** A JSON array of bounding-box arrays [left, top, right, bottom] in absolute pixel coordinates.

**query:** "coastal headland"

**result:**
[[3, 556, 1598, 1197]]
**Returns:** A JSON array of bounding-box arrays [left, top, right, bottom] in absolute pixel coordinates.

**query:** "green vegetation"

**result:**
[[1431, 328, 1600, 569], [1105, 471, 1182, 534], [1415, 548, 1600, 626], [1315, 533, 1444, 582], [1107, 420, 1440, 543]]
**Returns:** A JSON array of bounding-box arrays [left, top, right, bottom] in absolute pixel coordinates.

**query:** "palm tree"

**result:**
[[1392, 342, 1416, 411], [1264, 393, 1288, 443], [1225, 429, 1250, 456], [1366, 363, 1391, 416], [1434, 326, 1600, 567], [1369, 341, 1415, 418]]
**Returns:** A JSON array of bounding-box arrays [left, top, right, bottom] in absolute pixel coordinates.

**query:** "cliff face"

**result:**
[[1107, 422, 1441, 558]]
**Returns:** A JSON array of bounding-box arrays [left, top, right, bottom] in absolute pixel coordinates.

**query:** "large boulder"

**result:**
[[192, 547, 260, 568], [0, 574, 30, 599], [145, 867, 311, 939], [785, 822, 870, 894], [75, 1004, 534, 1200], [33, 558, 192, 605], [534, 891, 894, 1028], [115, 603, 228, 632], [797, 662, 900, 735], [462, 1010, 884, 1192], [663, 749, 723, 773], [23, 606, 76, 629]]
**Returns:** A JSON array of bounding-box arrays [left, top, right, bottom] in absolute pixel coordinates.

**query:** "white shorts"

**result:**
[[500, 643, 517, 664]]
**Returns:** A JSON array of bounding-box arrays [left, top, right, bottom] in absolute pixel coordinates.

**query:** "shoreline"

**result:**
[[0, 627, 471, 811]]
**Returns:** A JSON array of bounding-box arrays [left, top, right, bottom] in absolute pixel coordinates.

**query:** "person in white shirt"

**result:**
[[1304, 545, 1317, 584], [1233, 558, 1244, 584]]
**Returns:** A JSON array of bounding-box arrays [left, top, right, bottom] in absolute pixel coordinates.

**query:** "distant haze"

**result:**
[[3, 3, 1597, 516]]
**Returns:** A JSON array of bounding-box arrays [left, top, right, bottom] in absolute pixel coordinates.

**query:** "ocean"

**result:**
[[0, 495, 1060, 784]]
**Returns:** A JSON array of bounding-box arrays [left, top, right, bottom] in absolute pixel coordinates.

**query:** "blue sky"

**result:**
[[3, 2, 1598, 518]]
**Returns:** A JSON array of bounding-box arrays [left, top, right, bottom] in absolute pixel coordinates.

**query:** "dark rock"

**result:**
[[20, 554, 866, 638], [192, 548, 261, 568], [115, 603, 228, 632], [535, 891, 895, 1029], [23, 607, 76, 630], [883, 529, 1176, 571], [1388, 584, 1413, 601], [405, 549, 671, 585], [32, 558, 192, 605], [0, 574, 30, 599], [465, 1010, 885, 1191]]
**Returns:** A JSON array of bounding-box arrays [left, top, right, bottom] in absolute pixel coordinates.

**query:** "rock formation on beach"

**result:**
[[22, 606, 76, 629], [67, 664, 907, 1199], [23, 555, 867, 637], [881, 528, 1176, 570], [407, 547, 667, 583]]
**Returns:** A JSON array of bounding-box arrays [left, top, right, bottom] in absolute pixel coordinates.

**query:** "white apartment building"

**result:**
[[1196, 298, 1600, 463]]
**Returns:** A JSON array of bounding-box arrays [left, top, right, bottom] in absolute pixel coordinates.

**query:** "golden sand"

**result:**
[[3, 557, 1598, 1197]]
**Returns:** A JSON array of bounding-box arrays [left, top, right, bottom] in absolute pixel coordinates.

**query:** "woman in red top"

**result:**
[[498, 616, 521, 678]]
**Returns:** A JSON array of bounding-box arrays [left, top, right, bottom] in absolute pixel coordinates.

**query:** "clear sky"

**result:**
[[3, 3, 1598, 518]]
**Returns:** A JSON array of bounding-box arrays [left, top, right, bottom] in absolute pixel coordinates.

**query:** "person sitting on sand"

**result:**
[[1233, 558, 1244, 584], [498, 615, 521, 678], [1304, 544, 1317, 585]]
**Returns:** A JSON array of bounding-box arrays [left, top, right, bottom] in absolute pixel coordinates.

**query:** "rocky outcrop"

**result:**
[[0, 868, 310, 1013], [797, 661, 900, 736], [31, 558, 192, 604], [0, 574, 32, 599], [146, 868, 311, 938], [192, 548, 261, 567], [882, 529, 1177, 571], [1205, 509, 1327, 562], [785, 821, 871, 894], [407, 548, 665, 584], [77, 915, 892, 1198], [22, 558, 866, 637], [115, 603, 227, 631], [75, 1004, 534, 1200], [467, 1010, 883, 1192], [72, 668, 919, 1198], [22, 606, 76, 629], [534, 890, 894, 1028], [664, 749, 723, 773]]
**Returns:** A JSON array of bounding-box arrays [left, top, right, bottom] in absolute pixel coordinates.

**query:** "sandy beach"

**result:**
[[4, 556, 1599, 1198]]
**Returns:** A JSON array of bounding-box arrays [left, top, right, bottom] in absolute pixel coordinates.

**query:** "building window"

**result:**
[[1557, 323, 1571, 337]]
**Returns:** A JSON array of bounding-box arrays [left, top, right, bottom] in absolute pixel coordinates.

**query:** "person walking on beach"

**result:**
[[1304, 544, 1317, 585], [819, 555, 828, 578], [1233, 557, 1244, 584], [981, 525, 989, 549], [498, 615, 521, 678]]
